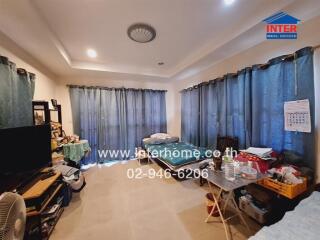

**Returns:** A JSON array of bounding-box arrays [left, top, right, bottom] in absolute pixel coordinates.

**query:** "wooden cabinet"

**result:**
[[32, 101, 63, 137], [23, 170, 65, 240]]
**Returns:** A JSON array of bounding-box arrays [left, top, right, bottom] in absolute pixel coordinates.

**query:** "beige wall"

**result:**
[[172, 16, 320, 182], [55, 78, 176, 137]]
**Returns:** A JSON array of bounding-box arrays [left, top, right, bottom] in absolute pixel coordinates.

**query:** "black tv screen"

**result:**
[[0, 124, 52, 175]]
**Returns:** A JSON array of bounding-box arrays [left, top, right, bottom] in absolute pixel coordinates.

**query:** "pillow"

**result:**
[[143, 136, 179, 145], [150, 133, 171, 139]]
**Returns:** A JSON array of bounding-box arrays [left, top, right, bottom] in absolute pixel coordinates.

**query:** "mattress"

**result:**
[[145, 142, 208, 167], [249, 191, 320, 240]]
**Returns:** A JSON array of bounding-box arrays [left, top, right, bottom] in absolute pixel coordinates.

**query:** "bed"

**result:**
[[144, 141, 209, 171], [249, 190, 320, 240]]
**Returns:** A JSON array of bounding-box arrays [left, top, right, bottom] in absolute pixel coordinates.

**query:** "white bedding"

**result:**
[[150, 133, 171, 139], [249, 191, 320, 240]]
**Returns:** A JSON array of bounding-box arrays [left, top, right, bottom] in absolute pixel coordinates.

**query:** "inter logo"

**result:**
[[263, 12, 300, 40]]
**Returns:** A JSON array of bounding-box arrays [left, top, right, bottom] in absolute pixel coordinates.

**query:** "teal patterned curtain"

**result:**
[[0, 56, 35, 128]]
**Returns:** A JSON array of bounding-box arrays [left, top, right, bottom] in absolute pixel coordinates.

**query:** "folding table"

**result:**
[[189, 163, 267, 240]]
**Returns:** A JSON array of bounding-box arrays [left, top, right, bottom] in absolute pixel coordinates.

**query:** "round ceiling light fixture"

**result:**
[[87, 48, 97, 58], [127, 23, 156, 43], [224, 0, 235, 5]]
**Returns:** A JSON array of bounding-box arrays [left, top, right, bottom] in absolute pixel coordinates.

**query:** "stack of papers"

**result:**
[[241, 147, 273, 158]]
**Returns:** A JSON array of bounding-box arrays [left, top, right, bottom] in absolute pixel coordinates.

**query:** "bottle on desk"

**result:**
[[223, 148, 236, 181]]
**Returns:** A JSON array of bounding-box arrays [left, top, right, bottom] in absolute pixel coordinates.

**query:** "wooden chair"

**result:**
[[216, 135, 239, 154]]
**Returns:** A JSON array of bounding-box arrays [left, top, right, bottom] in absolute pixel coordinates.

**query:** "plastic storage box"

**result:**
[[239, 196, 269, 224], [257, 177, 307, 199]]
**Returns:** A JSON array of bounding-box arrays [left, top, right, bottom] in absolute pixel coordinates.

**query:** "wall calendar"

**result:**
[[284, 99, 311, 133]]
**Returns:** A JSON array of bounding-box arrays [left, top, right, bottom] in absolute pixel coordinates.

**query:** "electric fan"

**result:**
[[0, 192, 26, 240]]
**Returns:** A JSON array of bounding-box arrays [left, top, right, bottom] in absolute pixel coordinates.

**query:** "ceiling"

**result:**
[[0, 0, 320, 81]]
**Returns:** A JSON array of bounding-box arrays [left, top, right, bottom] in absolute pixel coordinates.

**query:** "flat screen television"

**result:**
[[0, 124, 52, 176]]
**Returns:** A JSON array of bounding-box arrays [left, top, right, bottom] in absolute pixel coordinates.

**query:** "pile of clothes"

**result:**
[[235, 147, 314, 183], [235, 147, 279, 173], [268, 165, 303, 184], [53, 164, 86, 192]]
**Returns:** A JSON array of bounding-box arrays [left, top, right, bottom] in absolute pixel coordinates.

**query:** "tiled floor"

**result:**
[[51, 160, 261, 240]]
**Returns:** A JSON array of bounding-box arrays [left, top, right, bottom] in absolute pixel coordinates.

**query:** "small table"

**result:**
[[63, 139, 91, 164], [188, 162, 267, 240]]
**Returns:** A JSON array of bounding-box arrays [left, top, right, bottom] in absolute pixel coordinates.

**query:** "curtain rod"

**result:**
[[0, 55, 35, 76], [67, 84, 167, 92], [314, 44, 320, 49], [181, 46, 315, 93]]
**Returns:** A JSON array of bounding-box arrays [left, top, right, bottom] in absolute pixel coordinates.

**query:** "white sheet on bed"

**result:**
[[249, 191, 320, 240]]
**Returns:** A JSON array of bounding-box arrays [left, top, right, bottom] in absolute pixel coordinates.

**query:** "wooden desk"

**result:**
[[23, 171, 61, 200]]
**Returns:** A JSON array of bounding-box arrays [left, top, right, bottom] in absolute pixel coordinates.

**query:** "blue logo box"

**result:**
[[266, 33, 297, 39]]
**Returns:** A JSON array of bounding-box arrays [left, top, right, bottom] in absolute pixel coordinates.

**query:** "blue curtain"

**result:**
[[69, 86, 167, 165], [181, 47, 315, 168], [0, 56, 35, 128], [181, 73, 252, 149], [252, 48, 315, 168], [181, 87, 200, 145], [226, 69, 252, 149]]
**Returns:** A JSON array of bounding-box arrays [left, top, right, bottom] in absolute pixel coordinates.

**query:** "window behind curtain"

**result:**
[[69, 86, 167, 165], [181, 47, 315, 169]]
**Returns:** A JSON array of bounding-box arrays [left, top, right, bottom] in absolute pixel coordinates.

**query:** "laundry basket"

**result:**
[[257, 177, 307, 199]]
